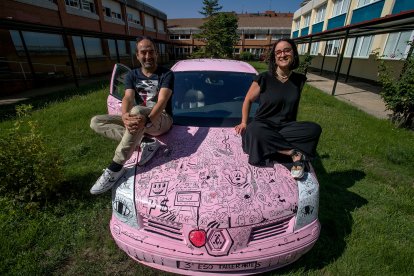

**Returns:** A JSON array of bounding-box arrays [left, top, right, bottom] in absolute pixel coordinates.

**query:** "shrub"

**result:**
[[376, 44, 414, 129], [0, 105, 64, 209], [297, 53, 313, 74], [239, 51, 255, 61]]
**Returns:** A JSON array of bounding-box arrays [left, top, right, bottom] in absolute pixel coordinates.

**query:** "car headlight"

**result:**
[[112, 167, 142, 229], [294, 172, 319, 231]]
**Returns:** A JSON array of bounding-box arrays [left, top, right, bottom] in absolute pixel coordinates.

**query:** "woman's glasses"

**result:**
[[275, 48, 293, 56]]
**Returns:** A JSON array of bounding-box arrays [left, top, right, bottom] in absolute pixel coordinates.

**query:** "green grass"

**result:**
[[0, 71, 413, 275]]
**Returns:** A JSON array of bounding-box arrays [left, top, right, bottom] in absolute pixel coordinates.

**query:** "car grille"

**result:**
[[142, 217, 184, 241], [249, 216, 293, 242]]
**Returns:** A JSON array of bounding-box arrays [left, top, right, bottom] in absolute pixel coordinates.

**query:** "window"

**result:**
[[130, 40, 136, 55], [357, 0, 380, 8], [245, 34, 256, 40], [103, 7, 111, 17], [157, 19, 165, 32], [294, 19, 300, 30], [108, 39, 116, 58], [65, 0, 79, 8], [169, 34, 191, 40], [103, 6, 121, 20], [65, 0, 95, 13], [256, 34, 267, 40], [303, 13, 311, 27], [383, 31, 414, 59], [332, 0, 350, 17], [234, 48, 240, 54], [298, 44, 307, 54], [247, 48, 264, 56], [81, 0, 95, 13], [175, 47, 190, 55], [314, 5, 326, 23], [127, 13, 140, 24], [144, 14, 154, 29], [310, 42, 320, 55], [271, 34, 289, 40], [72, 36, 103, 58], [10, 31, 66, 53], [345, 36, 373, 58], [158, 43, 166, 54], [117, 40, 127, 56], [326, 40, 342, 56]]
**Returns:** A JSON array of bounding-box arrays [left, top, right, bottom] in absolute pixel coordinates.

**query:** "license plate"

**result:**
[[178, 261, 261, 271]]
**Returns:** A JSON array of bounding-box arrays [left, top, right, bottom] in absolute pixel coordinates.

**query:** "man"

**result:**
[[89, 37, 174, 195]]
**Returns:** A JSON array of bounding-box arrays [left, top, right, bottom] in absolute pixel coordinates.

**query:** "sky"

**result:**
[[142, 0, 304, 19]]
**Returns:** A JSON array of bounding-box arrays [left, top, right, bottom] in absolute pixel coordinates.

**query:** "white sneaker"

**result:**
[[138, 138, 161, 166], [90, 168, 125, 195]]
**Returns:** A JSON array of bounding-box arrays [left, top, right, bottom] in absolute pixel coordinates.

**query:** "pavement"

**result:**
[[306, 71, 391, 119], [0, 72, 391, 120]]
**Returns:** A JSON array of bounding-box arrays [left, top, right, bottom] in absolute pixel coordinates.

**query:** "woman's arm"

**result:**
[[234, 81, 261, 134]]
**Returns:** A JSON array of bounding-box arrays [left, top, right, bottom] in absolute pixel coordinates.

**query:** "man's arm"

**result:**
[[146, 87, 172, 124], [121, 89, 142, 133]]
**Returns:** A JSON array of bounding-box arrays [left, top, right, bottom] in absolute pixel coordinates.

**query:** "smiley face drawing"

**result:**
[[149, 181, 169, 197]]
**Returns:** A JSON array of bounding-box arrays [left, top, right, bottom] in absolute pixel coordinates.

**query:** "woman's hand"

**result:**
[[235, 122, 247, 135]]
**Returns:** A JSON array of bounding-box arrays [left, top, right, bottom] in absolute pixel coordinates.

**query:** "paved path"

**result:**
[[306, 72, 391, 119]]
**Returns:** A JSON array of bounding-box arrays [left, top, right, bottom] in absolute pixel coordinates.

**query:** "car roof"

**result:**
[[171, 59, 258, 74]]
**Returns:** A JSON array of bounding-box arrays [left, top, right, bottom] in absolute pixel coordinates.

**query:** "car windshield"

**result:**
[[172, 71, 258, 127]]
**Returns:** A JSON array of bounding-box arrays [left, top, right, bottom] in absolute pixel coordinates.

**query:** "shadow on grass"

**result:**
[[266, 154, 368, 274], [0, 81, 108, 121]]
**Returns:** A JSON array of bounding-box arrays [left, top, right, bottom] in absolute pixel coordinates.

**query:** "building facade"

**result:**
[[0, 0, 169, 94], [168, 11, 292, 59], [291, 0, 414, 81]]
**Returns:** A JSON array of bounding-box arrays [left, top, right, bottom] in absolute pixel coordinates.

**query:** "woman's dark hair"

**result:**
[[268, 38, 300, 74], [135, 36, 157, 55]]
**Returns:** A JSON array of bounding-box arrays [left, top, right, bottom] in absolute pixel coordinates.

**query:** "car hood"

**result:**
[[133, 125, 298, 228]]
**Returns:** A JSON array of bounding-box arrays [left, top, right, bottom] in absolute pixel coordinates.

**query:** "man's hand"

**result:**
[[122, 113, 146, 134]]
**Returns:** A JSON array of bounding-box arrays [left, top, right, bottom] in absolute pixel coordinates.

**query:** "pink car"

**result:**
[[107, 59, 320, 275]]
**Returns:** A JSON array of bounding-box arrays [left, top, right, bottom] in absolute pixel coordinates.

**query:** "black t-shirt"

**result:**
[[253, 71, 307, 125], [125, 66, 174, 116]]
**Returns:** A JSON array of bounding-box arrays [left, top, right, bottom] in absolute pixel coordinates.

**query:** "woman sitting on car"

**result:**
[[235, 38, 322, 179]]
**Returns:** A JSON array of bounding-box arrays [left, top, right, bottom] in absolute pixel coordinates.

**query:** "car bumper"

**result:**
[[110, 216, 320, 275]]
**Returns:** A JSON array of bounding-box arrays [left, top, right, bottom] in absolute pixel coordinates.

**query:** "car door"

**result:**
[[107, 63, 132, 115]]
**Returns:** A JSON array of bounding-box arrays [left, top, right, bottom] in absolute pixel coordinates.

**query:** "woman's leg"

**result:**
[[278, 121, 322, 158], [242, 120, 292, 165]]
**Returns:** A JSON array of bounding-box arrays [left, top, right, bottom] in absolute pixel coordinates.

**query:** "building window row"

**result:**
[[9, 30, 171, 59], [170, 34, 191, 40], [65, 0, 95, 13], [304, 30, 413, 60]]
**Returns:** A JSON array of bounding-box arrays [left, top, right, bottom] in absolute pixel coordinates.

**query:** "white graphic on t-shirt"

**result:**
[[136, 80, 158, 108]]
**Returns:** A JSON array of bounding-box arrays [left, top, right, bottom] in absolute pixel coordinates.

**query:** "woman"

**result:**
[[235, 39, 322, 179]]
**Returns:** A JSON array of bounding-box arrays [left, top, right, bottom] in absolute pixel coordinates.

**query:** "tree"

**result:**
[[199, 0, 222, 17], [193, 12, 239, 58]]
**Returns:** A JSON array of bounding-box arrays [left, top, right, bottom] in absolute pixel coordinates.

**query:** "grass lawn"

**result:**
[[0, 66, 413, 275]]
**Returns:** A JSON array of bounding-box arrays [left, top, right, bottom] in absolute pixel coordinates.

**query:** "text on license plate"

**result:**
[[178, 261, 261, 271]]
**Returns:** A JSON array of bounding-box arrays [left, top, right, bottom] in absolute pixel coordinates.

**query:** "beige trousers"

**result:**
[[90, 106, 172, 164]]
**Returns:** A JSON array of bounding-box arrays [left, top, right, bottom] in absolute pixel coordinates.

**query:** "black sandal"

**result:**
[[290, 150, 305, 179]]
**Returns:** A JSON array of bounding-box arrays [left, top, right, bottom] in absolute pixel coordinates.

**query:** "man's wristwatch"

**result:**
[[145, 116, 153, 128]]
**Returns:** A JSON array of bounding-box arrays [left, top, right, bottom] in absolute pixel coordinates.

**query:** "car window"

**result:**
[[172, 71, 258, 127], [111, 64, 131, 100]]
